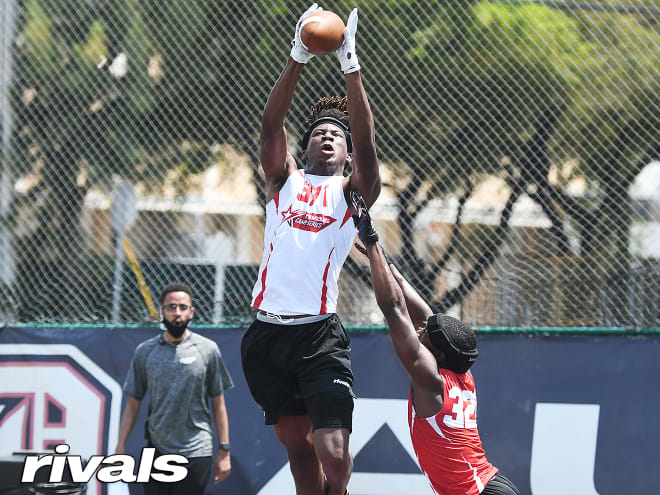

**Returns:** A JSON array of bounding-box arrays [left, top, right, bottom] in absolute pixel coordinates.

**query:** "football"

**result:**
[[300, 10, 345, 56]]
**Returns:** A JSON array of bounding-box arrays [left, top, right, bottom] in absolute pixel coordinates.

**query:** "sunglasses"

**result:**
[[162, 303, 191, 313]]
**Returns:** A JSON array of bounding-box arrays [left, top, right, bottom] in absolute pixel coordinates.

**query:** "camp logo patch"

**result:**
[[281, 205, 336, 233]]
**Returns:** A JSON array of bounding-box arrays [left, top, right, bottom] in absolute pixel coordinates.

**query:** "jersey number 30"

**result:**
[[443, 387, 477, 429]]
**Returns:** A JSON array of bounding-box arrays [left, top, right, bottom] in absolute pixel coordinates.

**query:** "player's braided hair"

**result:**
[[305, 96, 349, 128], [439, 315, 477, 352]]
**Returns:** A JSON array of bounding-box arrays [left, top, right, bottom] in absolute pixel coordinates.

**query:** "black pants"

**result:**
[[482, 472, 521, 495], [144, 451, 212, 495]]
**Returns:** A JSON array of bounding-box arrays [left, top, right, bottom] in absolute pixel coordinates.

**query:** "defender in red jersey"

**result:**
[[353, 195, 520, 495]]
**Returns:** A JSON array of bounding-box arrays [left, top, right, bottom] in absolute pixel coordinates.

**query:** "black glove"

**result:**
[[350, 191, 379, 246]]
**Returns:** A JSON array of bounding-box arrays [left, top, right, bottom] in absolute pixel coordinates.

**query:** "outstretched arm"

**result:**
[[354, 242, 433, 332], [261, 4, 321, 201], [346, 73, 380, 206], [365, 243, 442, 391], [260, 59, 302, 200], [338, 9, 380, 207], [389, 264, 434, 334], [352, 196, 442, 391]]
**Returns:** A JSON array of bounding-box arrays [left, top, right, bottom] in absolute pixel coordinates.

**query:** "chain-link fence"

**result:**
[[0, 0, 658, 327]]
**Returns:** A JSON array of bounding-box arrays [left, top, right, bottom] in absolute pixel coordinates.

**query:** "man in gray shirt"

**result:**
[[116, 282, 233, 493]]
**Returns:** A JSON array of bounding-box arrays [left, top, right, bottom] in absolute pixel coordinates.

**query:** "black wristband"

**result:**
[[219, 442, 231, 451]]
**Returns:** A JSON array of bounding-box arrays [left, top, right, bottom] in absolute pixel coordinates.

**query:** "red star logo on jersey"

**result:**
[[281, 205, 306, 227]]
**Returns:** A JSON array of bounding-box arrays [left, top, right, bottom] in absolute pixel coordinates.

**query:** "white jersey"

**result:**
[[251, 170, 357, 315]]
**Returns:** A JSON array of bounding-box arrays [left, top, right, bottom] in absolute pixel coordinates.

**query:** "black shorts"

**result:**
[[241, 314, 355, 428], [482, 472, 521, 495]]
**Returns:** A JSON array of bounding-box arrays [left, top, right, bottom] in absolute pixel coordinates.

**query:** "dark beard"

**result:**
[[162, 317, 189, 339]]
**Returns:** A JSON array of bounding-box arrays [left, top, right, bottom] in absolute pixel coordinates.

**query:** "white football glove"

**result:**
[[336, 8, 360, 73], [291, 3, 322, 64]]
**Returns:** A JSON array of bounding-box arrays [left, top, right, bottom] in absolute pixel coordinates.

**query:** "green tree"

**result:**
[[5, 0, 659, 325], [343, 1, 659, 324]]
